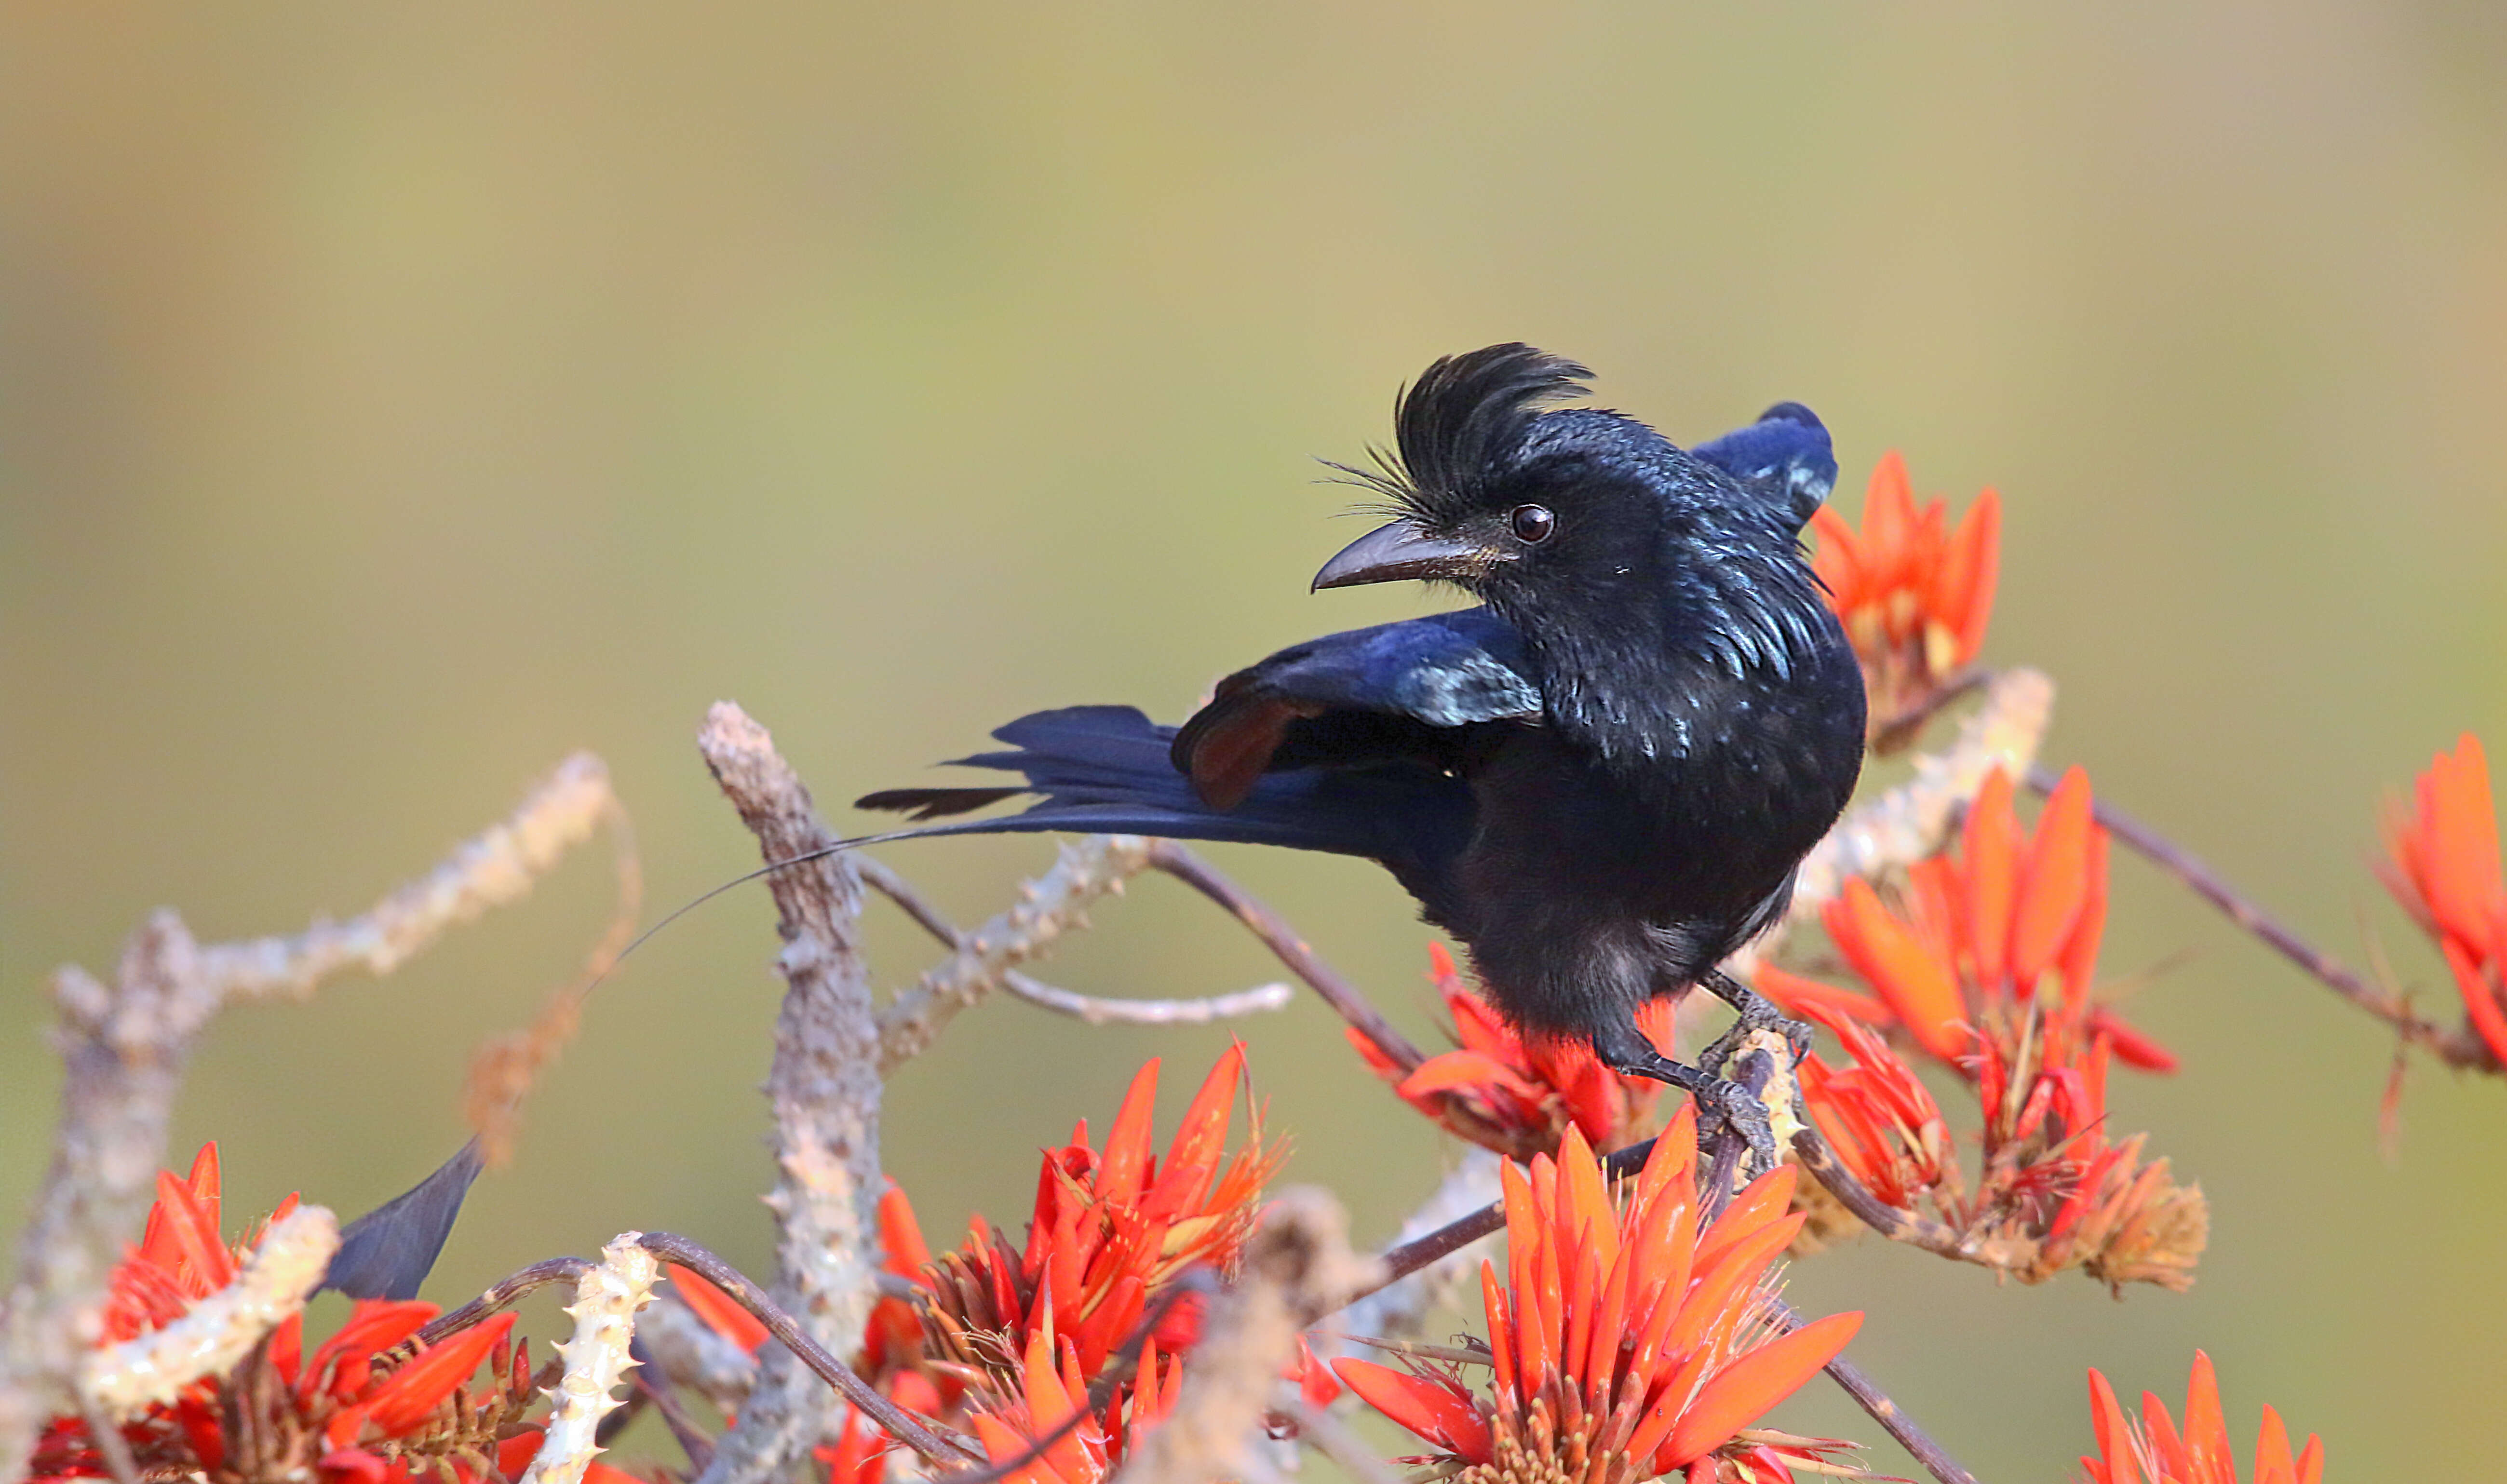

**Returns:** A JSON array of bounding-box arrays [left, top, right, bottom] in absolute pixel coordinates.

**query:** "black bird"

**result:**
[[858, 345, 1867, 1160]]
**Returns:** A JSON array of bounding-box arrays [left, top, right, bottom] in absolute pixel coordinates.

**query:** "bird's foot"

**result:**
[[1697, 968, 1812, 1076], [1589, 1033, 1782, 1182]]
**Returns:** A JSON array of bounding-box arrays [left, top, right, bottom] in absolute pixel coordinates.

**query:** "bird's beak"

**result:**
[[1311, 520, 1494, 592]]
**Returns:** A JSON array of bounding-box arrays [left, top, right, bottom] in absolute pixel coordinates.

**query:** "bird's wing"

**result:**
[[1689, 402, 1837, 533], [1170, 606, 1541, 809]]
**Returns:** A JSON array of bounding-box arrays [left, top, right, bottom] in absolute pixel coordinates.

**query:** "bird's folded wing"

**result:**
[[1171, 606, 1541, 809]]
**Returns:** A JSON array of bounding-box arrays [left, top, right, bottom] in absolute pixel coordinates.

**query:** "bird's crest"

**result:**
[[1327, 343, 1592, 525]]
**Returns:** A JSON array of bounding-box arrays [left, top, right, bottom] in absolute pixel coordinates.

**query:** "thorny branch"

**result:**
[[0, 753, 625, 1484], [2034, 766, 2501, 1072], [518, 1233, 661, 1484], [854, 857, 1292, 1028], [695, 703, 886, 1484]]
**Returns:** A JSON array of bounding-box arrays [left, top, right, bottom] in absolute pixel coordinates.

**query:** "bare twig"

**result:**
[[696, 703, 887, 1484], [1318, 1149, 1502, 1362], [1113, 1190, 1380, 1484], [855, 857, 1291, 1027], [1787, 1128, 2033, 1274], [876, 836, 1155, 1071], [1767, 1299, 1980, 1484], [633, 1234, 974, 1467], [465, 788, 644, 1166], [2030, 766, 2499, 1071], [419, 1258, 596, 1347], [0, 754, 623, 1484], [519, 1233, 661, 1484], [636, 1293, 760, 1415], [1144, 842, 1428, 1072]]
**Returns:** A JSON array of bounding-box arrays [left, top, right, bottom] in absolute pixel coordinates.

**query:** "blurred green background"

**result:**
[[5, 5, 2504, 1479]]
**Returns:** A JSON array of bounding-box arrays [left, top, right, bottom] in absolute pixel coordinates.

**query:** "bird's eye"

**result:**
[[1509, 504, 1556, 544]]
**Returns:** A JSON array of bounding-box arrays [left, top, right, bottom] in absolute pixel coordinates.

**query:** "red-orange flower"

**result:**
[[2081, 1351, 2323, 1484], [1335, 1108, 1863, 1484], [33, 1146, 543, 1484], [964, 1317, 1183, 1484], [2378, 732, 2507, 1064], [1809, 450, 2000, 732], [914, 1045, 1282, 1395], [1352, 944, 1679, 1159], [1759, 766, 2173, 1076]]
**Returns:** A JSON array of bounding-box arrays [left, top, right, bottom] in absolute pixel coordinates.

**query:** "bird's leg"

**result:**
[[1590, 1017, 1780, 1177], [1694, 968, 1812, 1077]]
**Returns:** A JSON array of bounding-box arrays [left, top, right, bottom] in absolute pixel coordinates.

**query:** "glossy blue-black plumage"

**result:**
[[859, 346, 1866, 1106]]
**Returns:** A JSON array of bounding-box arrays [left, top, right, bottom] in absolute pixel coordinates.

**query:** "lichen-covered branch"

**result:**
[[0, 754, 623, 1484], [77, 1206, 338, 1420], [875, 836, 1153, 1072], [695, 704, 884, 1484], [1112, 1190, 1379, 1484], [519, 1233, 661, 1484]]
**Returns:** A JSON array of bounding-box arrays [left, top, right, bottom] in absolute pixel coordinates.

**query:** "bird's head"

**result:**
[[1315, 344, 1827, 647]]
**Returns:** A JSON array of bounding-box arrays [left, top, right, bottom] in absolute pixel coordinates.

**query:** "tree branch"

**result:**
[[695, 703, 885, 1484], [1142, 842, 1427, 1072], [0, 754, 624, 1484], [2032, 766, 2498, 1071], [853, 856, 1290, 1028]]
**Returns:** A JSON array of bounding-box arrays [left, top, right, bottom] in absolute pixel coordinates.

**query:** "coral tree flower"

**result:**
[[904, 1046, 1280, 1465], [1352, 944, 1678, 1159], [1335, 1108, 1863, 1484], [2378, 732, 2507, 1064], [33, 1145, 546, 1484], [1760, 766, 2170, 1075], [2081, 1351, 2323, 1484], [1809, 450, 2000, 733], [1763, 770, 2204, 1290]]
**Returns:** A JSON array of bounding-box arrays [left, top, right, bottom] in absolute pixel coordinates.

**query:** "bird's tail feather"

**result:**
[[856, 704, 1465, 863]]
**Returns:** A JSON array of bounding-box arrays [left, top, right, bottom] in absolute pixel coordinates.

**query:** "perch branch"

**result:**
[[695, 703, 886, 1484], [0, 754, 623, 1484], [854, 857, 1290, 1027]]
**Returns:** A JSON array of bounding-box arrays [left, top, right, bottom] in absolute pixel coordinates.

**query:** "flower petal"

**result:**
[[1658, 1312, 1862, 1467]]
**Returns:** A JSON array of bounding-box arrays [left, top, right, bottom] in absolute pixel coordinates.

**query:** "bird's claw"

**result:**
[[1700, 1078, 1782, 1180], [1698, 1011, 1813, 1079]]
